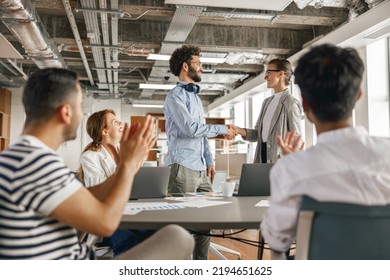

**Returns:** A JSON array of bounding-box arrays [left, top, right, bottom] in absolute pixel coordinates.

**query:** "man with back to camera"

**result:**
[[0, 68, 194, 260], [261, 43, 390, 259], [163, 45, 236, 259]]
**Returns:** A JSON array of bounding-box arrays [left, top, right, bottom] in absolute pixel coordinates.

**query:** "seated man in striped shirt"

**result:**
[[0, 68, 194, 260]]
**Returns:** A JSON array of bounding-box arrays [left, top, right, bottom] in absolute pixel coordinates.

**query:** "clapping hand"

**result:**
[[119, 115, 157, 171], [276, 130, 304, 156]]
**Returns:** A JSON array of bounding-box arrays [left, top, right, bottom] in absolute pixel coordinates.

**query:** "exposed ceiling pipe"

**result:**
[[0, 58, 28, 81], [365, 0, 385, 8], [80, 0, 107, 89], [0, 0, 66, 69], [294, 0, 314, 9], [137, 69, 147, 82], [61, 0, 94, 86], [293, 0, 371, 22], [98, 0, 113, 93], [111, 0, 119, 94], [347, 0, 369, 21], [0, 59, 19, 76], [6, 58, 27, 80], [294, 0, 349, 9], [293, 0, 381, 10]]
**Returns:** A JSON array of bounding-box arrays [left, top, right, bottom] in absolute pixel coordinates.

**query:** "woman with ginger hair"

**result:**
[[79, 109, 153, 256]]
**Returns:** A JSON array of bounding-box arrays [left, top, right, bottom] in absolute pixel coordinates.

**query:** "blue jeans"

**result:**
[[99, 229, 155, 256]]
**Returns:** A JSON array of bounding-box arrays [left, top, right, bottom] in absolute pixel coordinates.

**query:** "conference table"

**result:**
[[120, 195, 268, 259]]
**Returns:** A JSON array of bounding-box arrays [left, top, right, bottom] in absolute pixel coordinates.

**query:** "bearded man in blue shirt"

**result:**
[[163, 45, 236, 259]]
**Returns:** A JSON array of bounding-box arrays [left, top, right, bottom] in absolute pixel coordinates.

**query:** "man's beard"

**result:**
[[63, 118, 79, 142], [189, 65, 201, 82]]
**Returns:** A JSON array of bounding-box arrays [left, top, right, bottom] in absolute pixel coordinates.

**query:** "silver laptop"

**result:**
[[130, 167, 170, 199], [234, 163, 273, 196]]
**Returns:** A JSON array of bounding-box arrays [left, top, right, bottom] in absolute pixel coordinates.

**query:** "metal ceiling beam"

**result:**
[[62, 0, 94, 86]]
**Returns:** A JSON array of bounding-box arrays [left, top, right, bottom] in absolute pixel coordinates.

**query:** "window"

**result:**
[[367, 37, 390, 137]]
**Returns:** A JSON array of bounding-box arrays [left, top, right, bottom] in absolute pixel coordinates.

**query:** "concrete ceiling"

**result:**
[[0, 0, 382, 107]]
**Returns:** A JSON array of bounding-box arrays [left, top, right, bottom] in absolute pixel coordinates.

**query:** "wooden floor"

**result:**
[[207, 229, 271, 260]]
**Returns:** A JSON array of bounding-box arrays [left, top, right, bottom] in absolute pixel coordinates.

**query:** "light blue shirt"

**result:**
[[163, 81, 227, 171]]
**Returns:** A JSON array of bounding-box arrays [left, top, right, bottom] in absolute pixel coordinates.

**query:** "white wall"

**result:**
[[9, 87, 24, 143], [121, 104, 163, 123], [9, 87, 86, 171], [366, 39, 390, 136], [9, 89, 165, 171], [355, 46, 370, 130]]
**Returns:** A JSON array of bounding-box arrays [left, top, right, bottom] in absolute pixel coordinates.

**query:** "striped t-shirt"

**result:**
[[0, 135, 94, 259]]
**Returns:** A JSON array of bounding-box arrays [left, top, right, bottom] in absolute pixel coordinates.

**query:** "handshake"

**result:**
[[225, 124, 246, 140]]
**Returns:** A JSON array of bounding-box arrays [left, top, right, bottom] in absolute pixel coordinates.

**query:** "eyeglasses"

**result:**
[[190, 60, 202, 66], [112, 119, 122, 126], [265, 69, 281, 76], [106, 119, 122, 128]]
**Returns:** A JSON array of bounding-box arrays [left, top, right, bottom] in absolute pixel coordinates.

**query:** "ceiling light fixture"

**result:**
[[146, 54, 226, 64], [132, 104, 164, 108], [147, 54, 171, 61], [139, 83, 175, 90], [202, 11, 275, 20]]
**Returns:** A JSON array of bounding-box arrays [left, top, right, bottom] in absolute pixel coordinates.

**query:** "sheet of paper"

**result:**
[[255, 200, 270, 207], [165, 195, 224, 202], [164, 196, 200, 202], [123, 202, 185, 215], [123, 208, 142, 215], [180, 200, 232, 208]]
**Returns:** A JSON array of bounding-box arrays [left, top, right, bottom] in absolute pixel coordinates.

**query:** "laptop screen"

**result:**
[[235, 163, 273, 196], [130, 167, 170, 199]]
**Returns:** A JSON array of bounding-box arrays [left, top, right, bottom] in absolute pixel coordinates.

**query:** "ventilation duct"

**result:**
[[294, 0, 383, 9], [294, 0, 348, 9], [294, 0, 314, 9], [140, 5, 204, 98], [0, 0, 66, 69], [365, 0, 385, 8]]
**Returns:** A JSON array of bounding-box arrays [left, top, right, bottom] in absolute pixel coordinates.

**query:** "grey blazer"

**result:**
[[245, 89, 303, 163]]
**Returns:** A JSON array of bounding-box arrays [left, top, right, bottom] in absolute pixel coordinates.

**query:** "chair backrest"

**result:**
[[295, 195, 390, 260]]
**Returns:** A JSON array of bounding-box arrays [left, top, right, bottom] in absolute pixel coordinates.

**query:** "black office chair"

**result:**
[[295, 195, 390, 260]]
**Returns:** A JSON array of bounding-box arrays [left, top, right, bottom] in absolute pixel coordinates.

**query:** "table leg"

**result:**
[[257, 230, 265, 260]]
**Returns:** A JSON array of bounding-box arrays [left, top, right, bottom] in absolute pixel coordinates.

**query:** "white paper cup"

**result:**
[[221, 182, 235, 197]]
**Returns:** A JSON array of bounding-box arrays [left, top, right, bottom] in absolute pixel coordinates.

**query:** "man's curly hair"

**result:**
[[169, 45, 201, 77]]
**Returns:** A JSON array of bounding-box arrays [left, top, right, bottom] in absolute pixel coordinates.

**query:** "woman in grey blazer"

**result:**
[[233, 59, 303, 163]]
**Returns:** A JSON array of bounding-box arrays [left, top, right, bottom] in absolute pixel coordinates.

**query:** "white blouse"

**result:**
[[80, 146, 117, 187]]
